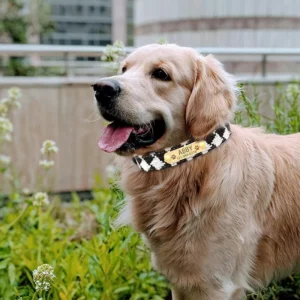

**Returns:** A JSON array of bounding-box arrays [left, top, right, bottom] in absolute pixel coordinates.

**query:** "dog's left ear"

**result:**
[[186, 55, 236, 139]]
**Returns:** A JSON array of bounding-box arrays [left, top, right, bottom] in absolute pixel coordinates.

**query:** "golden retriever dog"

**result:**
[[93, 44, 300, 300]]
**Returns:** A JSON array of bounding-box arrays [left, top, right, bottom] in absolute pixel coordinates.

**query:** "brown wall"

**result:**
[[1, 85, 112, 193]]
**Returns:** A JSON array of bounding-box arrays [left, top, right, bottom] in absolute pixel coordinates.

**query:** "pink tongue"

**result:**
[[98, 124, 134, 153]]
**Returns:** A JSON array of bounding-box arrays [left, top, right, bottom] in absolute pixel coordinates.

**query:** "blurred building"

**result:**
[[42, 0, 134, 46], [134, 0, 300, 77], [135, 0, 300, 48]]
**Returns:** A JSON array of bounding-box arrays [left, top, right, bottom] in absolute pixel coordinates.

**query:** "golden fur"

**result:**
[[100, 44, 300, 299]]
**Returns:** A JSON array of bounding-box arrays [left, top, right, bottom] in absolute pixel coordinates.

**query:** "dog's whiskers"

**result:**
[[84, 109, 102, 123]]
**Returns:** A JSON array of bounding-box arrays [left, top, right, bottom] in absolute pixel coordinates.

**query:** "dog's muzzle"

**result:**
[[93, 79, 121, 110]]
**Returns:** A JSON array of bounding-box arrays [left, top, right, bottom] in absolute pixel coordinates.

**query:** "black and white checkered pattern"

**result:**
[[132, 124, 231, 172]]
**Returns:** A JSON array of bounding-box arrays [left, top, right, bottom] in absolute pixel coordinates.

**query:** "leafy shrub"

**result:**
[[0, 184, 169, 300]]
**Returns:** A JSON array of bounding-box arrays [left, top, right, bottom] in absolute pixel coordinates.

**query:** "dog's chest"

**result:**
[[122, 166, 250, 286], [129, 191, 225, 281], [143, 211, 227, 286], [125, 183, 257, 289]]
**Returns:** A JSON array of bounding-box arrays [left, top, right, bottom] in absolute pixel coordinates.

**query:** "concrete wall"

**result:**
[[134, 0, 300, 76], [135, 0, 300, 47]]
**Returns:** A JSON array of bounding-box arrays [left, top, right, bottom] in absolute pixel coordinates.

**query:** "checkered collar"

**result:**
[[132, 124, 231, 172]]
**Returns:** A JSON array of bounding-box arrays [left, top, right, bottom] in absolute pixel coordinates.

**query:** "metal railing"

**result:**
[[0, 44, 134, 56], [1, 44, 300, 85]]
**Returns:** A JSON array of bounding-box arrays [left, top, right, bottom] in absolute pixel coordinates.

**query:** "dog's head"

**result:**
[[94, 44, 236, 155]]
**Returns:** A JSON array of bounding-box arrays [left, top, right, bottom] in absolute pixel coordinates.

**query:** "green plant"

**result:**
[[0, 184, 169, 300]]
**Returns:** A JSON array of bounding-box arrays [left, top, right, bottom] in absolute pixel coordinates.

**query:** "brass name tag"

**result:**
[[164, 141, 207, 164]]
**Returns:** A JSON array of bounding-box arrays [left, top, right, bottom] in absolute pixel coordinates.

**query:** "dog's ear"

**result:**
[[186, 55, 236, 139]]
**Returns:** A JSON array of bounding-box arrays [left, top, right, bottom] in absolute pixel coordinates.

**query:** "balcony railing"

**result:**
[[0, 44, 300, 85]]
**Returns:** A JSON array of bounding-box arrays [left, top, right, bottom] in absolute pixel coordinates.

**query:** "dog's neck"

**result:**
[[119, 134, 226, 238], [118, 123, 232, 237], [132, 124, 231, 172]]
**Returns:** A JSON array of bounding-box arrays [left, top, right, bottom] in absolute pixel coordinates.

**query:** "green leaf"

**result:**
[[8, 263, 16, 284], [113, 286, 131, 294], [0, 258, 10, 269]]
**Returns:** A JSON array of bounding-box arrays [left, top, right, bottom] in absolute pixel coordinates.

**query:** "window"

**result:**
[[127, 1, 134, 19], [99, 40, 111, 46], [76, 5, 82, 14], [127, 37, 134, 46], [89, 6, 94, 13], [127, 23, 134, 36], [57, 27, 66, 33], [52, 5, 59, 15], [65, 6, 73, 15], [100, 6, 110, 15], [71, 39, 82, 45], [59, 6, 66, 15], [97, 24, 111, 34]]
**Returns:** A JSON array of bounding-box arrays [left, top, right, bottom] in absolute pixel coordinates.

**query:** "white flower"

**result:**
[[112, 53, 118, 61], [101, 40, 125, 62], [0, 102, 8, 117], [4, 172, 13, 180], [32, 264, 55, 291], [1, 98, 9, 106], [22, 187, 31, 195], [40, 140, 58, 155], [0, 117, 13, 133], [33, 192, 49, 207], [2, 133, 12, 141], [8, 87, 21, 100], [157, 38, 168, 44], [2, 87, 22, 110], [12, 100, 21, 109], [286, 84, 300, 100], [0, 155, 11, 165], [39, 160, 54, 169], [113, 40, 125, 49], [0, 117, 13, 140], [105, 164, 118, 178]]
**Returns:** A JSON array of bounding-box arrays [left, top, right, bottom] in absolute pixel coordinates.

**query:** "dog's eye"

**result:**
[[121, 66, 127, 73], [151, 68, 171, 81]]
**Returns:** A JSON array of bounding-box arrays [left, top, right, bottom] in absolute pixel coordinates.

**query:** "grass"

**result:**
[[1, 83, 300, 299]]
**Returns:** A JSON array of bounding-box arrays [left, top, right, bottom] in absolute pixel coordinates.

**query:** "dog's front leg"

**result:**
[[171, 286, 245, 300], [171, 286, 222, 300], [231, 289, 246, 300]]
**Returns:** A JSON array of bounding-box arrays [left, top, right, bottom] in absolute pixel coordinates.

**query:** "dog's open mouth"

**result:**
[[98, 119, 166, 153]]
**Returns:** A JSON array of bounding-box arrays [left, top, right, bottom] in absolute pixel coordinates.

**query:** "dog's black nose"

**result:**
[[92, 80, 120, 106]]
